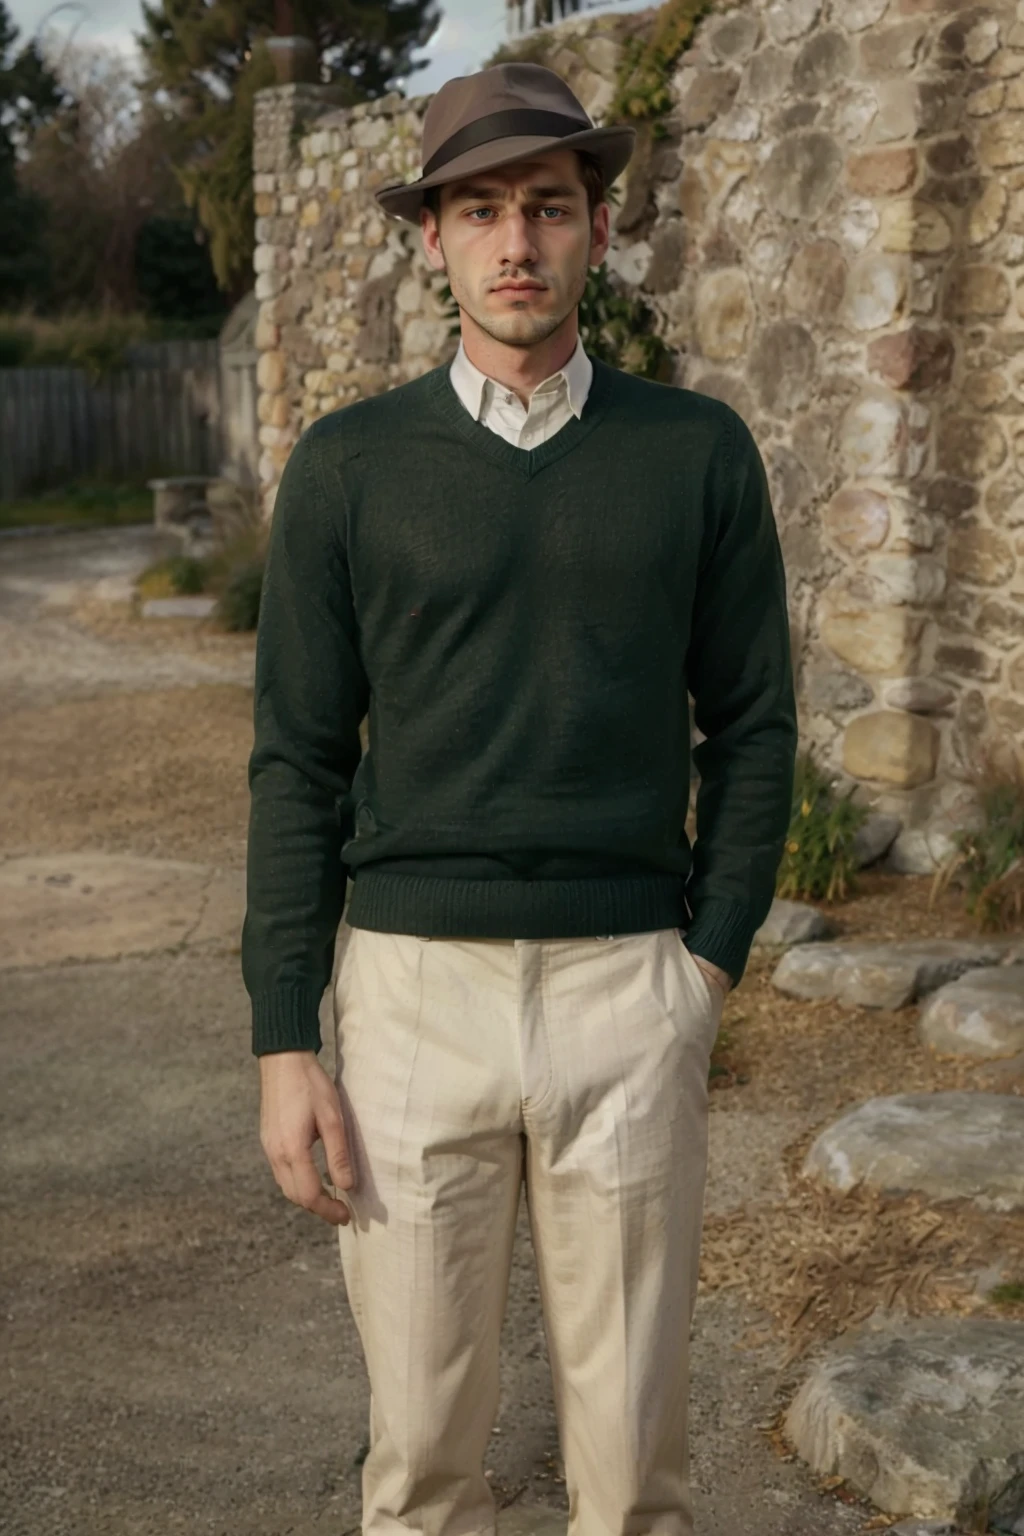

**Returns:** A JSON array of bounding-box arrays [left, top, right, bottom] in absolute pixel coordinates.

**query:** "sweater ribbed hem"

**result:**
[[681, 897, 759, 987], [346, 869, 691, 940], [251, 983, 325, 1057]]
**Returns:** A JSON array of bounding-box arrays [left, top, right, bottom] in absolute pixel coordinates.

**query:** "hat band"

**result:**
[[420, 107, 591, 179]]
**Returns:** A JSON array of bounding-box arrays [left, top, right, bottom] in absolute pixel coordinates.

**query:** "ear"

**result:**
[[421, 205, 446, 273], [588, 201, 611, 269]]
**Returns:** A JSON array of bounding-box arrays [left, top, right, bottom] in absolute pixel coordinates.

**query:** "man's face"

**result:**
[[420, 148, 611, 349]]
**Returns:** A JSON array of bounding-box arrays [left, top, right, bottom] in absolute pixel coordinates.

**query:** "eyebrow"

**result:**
[[448, 182, 582, 203]]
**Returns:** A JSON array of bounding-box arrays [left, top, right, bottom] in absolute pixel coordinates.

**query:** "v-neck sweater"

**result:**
[[243, 356, 798, 1055]]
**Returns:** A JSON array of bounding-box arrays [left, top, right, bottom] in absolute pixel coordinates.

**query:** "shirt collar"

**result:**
[[449, 335, 593, 422]]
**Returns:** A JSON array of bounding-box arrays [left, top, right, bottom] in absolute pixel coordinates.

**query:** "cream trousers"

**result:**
[[332, 916, 722, 1536]]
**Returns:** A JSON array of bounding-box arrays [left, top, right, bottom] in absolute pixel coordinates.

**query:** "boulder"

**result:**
[[919, 965, 1024, 1060], [885, 826, 959, 874], [850, 812, 902, 868], [803, 1091, 1024, 1211], [772, 938, 1012, 1009], [752, 897, 829, 946], [141, 596, 218, 619], [785, 1316, 1024, 1523]]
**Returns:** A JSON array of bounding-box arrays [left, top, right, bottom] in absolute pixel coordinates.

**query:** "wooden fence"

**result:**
[[0, 340, 223, 502]]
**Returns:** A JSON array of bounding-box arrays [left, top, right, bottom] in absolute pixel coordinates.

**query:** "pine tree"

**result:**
[[137, 0, 440, 300], [0, 0, 64, 306]]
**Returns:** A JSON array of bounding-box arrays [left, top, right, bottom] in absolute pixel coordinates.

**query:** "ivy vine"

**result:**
[[604, 0, 715, 137]]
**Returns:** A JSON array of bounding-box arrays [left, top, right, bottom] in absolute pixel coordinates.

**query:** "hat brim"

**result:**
[[375, 123, 637, 222]]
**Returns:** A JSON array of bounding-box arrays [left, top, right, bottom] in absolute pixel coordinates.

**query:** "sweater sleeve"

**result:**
[[242, 421, 370, 1056], [682, 410, 798, 986]]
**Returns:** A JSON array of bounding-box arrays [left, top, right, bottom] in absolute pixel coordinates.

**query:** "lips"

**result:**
[[493, 282, 545, 293]]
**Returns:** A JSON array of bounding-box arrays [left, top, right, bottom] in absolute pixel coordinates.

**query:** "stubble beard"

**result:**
[[441, 237, 591, 351]]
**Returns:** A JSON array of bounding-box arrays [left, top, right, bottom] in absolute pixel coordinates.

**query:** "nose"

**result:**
[[498, 207, 540, 270]]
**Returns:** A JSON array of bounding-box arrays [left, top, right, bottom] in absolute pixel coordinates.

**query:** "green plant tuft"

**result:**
[[215, 557, 265, 632], [991, 1282, 1024, 1307], [605, 0, 715, 133], [136, 554, 207, 600], [775, 751, 870, 905], [578, 264, 672, 381], [930, 757, 1024, 931]]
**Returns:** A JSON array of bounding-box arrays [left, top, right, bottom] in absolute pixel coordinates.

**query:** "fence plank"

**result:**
[[0, 341, 228, 500]]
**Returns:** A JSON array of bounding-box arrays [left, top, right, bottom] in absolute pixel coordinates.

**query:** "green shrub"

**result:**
[[931, 759, 1024, 931], [775, 751, 870, 905], [136, 554, 207, 600]]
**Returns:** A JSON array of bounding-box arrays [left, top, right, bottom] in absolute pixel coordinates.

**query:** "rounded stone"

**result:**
[[883, 677, 955, 714], [256, 350, 287, 394], [947, 520, 1016, 586], [840, 393, 907, 478], [695, 269, 755, 360], [846, 146, 918, 198], [762, 131, 844, 221], [944, 264, 1011, 317], [824, 487, 890, 552], [783, 239, 847, 315], [765, 0, 822, 44], [979, 115, 1024, 168], [747, 321, 816, 411], [879, 201, 952, 253], [843, 711, 939, 787], [937, 418, 1008, 479], [804, 1093, 1024, 1211], [793, 29, 853, 94], [844, 254, 908, 331], [820, 600, 925, 676]]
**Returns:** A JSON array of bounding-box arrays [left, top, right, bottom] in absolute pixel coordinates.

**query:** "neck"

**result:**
[[460, 311, 580, 408]]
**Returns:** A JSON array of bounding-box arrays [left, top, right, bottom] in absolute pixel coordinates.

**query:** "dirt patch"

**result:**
[[0, 684, 254, 865]]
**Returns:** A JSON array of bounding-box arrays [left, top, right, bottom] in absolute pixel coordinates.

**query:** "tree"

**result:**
[[0, 0, 64, 305], [137, 0, 442, 298]]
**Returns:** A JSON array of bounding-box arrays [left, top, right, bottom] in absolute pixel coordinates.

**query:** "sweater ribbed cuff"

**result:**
[[251, 984, 325, 1057], [683, 898, 758, 987]]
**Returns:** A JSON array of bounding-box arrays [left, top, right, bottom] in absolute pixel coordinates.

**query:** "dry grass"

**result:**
[[702, 870, 1024, 1365]]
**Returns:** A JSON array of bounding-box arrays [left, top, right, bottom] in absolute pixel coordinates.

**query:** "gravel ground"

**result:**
[[0, 525, 948, 1535]]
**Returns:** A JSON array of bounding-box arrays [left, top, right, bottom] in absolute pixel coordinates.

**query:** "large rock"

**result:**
[[773, 938, 1012, 1009], [850, 812, 902, 868], [919, 966, 1024, 1060], [785, 1316, 1024, 1522], [885, 827, 959, 874], [752, 897, 829, 946], [803, 1092, 1024, 1211]]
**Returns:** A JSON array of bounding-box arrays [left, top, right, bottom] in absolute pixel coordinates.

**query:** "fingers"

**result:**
[[276, 1151, 353, 1227], [319, 1109, 354, 1191]]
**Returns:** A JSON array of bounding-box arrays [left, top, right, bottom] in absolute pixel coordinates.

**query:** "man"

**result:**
[[244, 61, 797, 1536]]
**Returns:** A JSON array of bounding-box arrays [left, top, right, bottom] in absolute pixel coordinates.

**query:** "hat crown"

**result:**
[[421, 63, 593, 170]]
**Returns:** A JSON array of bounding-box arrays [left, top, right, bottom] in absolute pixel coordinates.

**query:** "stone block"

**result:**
[[882, 677, 954, 713], [803, 1091, 1024, 1209], [824, 487, 889, 552], [844, 254, 908, 331], [919, 965, 1024, 1059], [765, 0, 822, 43], [752, 898, 829, 947], [256, 350, 287, 393], [879, 200, 952, 253], [785, 1316, 1024, 1520], [963, 369, 1010, 410], [843, 711, 938, 787], [840, 394, 907, 478], [807, 666, 875, 717], [943, 264, 1011, 317], [934, 642, 1002, 682], [821, 600, 924, 676], [793, 29, 853, 94], [747, 321, 815, 412], [938, 419, 1008, 480], [783, 240, 847, 316], [707, 11, 760, 60], [980, 113, 1024, 167], [846, 146, 918, 197], [866, 327, 953, 390], [861, 18, 927, 71], [771, 943, 870, 999], [843, 0, 890, 28], [865, 554, 945, 605], [695, 269, 754, 360], [744, 45, 793, 102], [762, 131, 843, 220], [947, 519, 1015, 585], [677, 68, 739, 131]]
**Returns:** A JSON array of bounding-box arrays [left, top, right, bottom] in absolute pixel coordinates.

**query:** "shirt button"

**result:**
[[504, 392, 515, 404]]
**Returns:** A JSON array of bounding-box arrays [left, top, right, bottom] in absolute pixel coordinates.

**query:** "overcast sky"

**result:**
[[8, 0, 654, 93]]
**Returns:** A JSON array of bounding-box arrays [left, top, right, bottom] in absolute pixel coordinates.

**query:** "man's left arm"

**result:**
[[683, 409, 798, 994]]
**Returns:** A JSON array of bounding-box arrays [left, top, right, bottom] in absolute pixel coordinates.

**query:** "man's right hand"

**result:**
[[259, 1050, 355, 1226]]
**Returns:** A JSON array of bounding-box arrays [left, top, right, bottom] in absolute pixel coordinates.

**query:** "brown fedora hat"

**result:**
[[375, 62, 636, 223]]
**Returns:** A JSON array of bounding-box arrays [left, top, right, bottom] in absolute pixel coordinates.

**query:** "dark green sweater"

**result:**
[[243, 356, 797, 1055]]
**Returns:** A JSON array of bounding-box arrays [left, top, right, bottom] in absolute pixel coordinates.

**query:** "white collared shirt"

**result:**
[[448, 335, 593, 450]]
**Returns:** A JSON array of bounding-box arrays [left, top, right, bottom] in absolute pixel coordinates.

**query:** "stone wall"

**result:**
[[252, 0, 1024, 863]]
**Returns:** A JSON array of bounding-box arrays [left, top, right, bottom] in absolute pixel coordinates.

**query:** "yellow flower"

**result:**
[[786, 840, 800, 854], [800, 799, 812, 817]]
